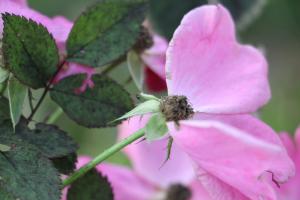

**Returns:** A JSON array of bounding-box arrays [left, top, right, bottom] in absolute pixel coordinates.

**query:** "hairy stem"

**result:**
[[62, 128, 145, 187]]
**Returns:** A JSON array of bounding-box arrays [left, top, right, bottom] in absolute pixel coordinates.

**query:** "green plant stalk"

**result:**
[[46, 107, 63, 124], [62, 128, 145, 187]]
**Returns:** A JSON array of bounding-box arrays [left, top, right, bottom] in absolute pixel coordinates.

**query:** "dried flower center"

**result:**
[[133, 26, 154, 52], [165, 184, 192, 200], [160, 95, 194, 122]]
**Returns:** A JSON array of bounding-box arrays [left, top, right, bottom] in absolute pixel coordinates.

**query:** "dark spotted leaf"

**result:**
[[0, 124, 61, 200], [50, 74, 134, 128], [66, 0, 147, 67], [2, 14, 59, 89], [52, 153, 78, 175], [15, 121, 78, 158], [0, 97, 10, 123], [67, 169, 114, 200]]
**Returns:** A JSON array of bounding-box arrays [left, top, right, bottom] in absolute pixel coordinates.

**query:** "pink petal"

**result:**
[[169, 114, 295, 200], [279, 132, 296, 159], [196, 167, 249, 200], [48, 16, 73, 51], [141, 34, 168, 79], [10, 0, 27, 7], [0, 0, 53, 34], [118, 115, 195, 188], [276, 129, 300, 200], [189, 179, 213, 200], [53, 63, 96, 92], [98, 164, 156, 200], [166, 5, 270, 113], [0, 0, 72, 52]]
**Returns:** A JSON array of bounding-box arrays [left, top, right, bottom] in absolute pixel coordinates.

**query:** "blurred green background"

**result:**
[[26, 0, 300, 161]]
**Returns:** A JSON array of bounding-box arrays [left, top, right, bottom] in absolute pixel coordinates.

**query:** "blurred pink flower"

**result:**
[[154, 4, 293, 200], [276, 128, 300, 200], [141, 32, 168, 92], [0, 0, 95, 92]]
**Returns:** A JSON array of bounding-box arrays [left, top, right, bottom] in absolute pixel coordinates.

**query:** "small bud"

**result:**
[[133, 26, 154, 52], [160, 95, 194, 122], [166, 184, 192, 200]]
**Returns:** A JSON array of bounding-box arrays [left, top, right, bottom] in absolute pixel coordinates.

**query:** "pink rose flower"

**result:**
[[129, 4, 294, 200]]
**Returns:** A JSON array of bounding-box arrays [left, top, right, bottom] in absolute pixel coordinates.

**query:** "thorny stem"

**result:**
[[62, 128, 145, 187]]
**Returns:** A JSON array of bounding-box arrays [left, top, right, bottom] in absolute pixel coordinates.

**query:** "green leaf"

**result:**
[[127, 50, 145, 91], [145, 113, 168, 141], [114, 99, 160, 122], [8, 76, 27, 130], [66, 0, 147, 67], [50, 74, 134, 128], [67, 169, 114, 200], [0, 125, 61, 200], [15, 121, 78, 158], [0, 68, 9, 83], [2, 14, 59, 89], [0, 143, 11, 152], [52, 153, 78, 175]]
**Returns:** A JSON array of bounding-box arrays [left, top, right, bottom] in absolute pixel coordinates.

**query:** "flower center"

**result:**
[[160, 95, 194, 122], [165, 184, 192, 200], [134, 26, 154, 52]]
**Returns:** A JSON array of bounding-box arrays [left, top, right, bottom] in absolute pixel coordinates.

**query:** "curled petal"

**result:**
[[169, 114, 295, 199], [276, 129, 300, 200], [118, 115, 195, 188], [166, 5, 270, 113]]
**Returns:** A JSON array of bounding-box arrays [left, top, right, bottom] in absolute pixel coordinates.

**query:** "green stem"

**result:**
[[62, 128, 145, 187], [46, 107, 63, 124]]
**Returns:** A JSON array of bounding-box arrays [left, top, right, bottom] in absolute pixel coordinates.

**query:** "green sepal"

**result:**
[[113, 99, 160, 122], [145, 113, 168, 141]]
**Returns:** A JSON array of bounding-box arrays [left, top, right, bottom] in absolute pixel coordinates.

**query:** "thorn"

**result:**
[[160, 136, 173, 169]]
